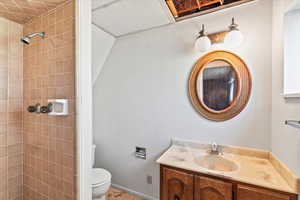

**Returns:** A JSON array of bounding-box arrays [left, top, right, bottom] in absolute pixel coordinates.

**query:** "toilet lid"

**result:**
[[92, 168, 111, 186]]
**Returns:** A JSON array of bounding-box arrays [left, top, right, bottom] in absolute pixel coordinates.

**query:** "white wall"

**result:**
[[93, 0, 272, 198], [92, 24, 115, 84], [271, 0, 300, 177]]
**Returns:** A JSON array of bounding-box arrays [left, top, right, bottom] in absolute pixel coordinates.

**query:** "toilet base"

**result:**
[[91, 167, 111, 200], [92, 182, 110, 200]]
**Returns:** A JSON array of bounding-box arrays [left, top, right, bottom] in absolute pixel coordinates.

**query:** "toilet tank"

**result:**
[[92, 144, 96, 167]]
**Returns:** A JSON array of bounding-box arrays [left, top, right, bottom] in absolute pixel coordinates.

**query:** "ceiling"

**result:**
[[0, 0, 70, 24], [92, 0, 174, 37]]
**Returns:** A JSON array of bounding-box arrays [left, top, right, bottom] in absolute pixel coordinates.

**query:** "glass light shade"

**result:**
[[224, 30, 244, 48], [195, 36, 212, 52]]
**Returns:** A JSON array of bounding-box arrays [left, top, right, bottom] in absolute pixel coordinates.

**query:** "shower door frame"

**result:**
[[76, 0, 93, 200]]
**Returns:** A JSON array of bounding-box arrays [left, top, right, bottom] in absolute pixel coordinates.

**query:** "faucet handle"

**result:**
[[211, 142, 218, 151], [27, 103, 41, 113], [40, 103, 53, 114]]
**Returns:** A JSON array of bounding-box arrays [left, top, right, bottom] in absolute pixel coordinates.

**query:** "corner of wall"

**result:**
[[92, 24, 116, 85], [270, 0, 300, 177]]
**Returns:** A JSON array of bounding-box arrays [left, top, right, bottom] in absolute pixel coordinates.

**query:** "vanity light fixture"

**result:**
[[224, 17, 244, 48], [195, 24, 212, 52], [195, 17, 243, 51]]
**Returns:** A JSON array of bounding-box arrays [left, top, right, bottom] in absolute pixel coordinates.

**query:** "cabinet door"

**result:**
[[195, 176, 232, 200], [237, 185, 294, 200], [162, 167, 194, 200]]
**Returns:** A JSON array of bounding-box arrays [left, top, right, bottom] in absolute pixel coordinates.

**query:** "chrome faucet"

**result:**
[[210, 142, 221, 155]]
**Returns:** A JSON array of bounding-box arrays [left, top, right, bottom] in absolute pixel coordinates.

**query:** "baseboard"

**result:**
[[111, 183, 158, 200]]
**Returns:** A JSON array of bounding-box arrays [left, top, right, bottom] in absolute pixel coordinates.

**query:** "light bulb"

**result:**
[[224, 30, 243, 48], [195, 36, 211, 52], [225, 17, 244, 48], [195, 24, 212, 52]]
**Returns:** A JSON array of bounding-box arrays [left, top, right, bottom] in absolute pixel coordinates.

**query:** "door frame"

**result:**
[[76, 0, 93, 200]]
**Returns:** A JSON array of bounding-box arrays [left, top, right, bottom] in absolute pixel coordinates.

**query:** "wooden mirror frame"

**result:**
[[196, 59, 242, 115], [189, 50, 252, 122]]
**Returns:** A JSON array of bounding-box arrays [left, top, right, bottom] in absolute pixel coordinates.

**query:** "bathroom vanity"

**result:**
[[157, 141, 299, 200]]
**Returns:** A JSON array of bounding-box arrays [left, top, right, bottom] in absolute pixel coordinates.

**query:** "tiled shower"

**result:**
[[0, 1, 76, 200], [0, 17, 23, 200]]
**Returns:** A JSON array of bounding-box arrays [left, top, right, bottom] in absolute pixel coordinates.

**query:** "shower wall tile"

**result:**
[[0, 17, 23, 200], [23, 1, 76, 200]]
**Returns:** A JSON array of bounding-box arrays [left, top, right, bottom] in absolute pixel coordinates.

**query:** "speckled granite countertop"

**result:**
[[157, 139, 300, 194]]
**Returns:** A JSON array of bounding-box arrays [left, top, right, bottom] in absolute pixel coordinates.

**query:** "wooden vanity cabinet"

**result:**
[[160, 165, 298, 200], [237, 185, 296, 200], [195, 176, 232, 200], [161, 167, 194, 200]]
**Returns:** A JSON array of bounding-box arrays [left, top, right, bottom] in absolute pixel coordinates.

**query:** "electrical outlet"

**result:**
[[147, 175, 152, 184]]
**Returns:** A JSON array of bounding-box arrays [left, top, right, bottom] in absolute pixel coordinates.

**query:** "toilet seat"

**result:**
[[92, 168, 111, 187]]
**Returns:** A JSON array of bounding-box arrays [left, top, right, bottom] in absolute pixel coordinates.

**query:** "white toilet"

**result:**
[[92, 145, 112, 200]]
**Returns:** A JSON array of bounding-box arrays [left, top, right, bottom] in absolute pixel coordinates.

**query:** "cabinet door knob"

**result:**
[[174, 195, 180, 200]]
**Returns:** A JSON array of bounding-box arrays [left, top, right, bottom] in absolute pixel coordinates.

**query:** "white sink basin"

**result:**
[[194, 154, 238, 172]]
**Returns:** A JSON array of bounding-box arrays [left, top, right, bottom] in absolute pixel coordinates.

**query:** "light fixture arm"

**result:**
[[198, 24, 206, 38], [229, 17, 239, 31]]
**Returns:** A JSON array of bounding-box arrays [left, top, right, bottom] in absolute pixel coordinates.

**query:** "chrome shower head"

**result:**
[[21, 37, 30, 45], [21, 32, 46, 45]]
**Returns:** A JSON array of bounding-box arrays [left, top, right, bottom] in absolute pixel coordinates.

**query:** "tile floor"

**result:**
[[107, 187, 143, 200]]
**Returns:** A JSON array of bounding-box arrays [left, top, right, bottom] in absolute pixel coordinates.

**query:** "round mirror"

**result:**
[[189, 51, 251, 121], [197, 60, 239, 112]]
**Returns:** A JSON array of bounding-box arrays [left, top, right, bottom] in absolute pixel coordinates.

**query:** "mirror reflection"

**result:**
[[197, 60, 238, 111]]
